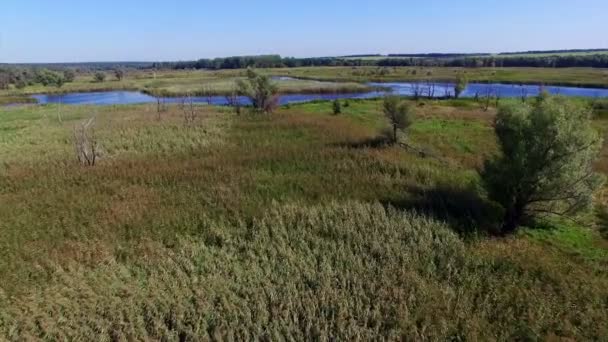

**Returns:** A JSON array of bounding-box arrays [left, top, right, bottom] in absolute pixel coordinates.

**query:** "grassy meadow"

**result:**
[[1, 97, 608, 340]]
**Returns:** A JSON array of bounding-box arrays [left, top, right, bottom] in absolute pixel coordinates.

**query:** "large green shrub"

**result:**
[[482, 96, 604, 233]]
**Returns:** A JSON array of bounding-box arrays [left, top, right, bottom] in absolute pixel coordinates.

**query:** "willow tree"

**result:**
[[482, 96, 604, 234], [236, 69, 279, 113], [454, 74, 468, 98]]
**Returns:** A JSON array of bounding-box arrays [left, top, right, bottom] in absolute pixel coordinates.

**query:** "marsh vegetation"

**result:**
[[1, 93, 607, 339]]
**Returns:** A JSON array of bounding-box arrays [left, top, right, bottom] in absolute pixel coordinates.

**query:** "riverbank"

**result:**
[[2, 67, 608, 100], [0, 70, 373, 98], [0, 95, 38, 106], [269, 66, 608, 89], [20, 82, 608, 107]]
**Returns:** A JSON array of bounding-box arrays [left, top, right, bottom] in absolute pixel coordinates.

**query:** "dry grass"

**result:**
[[1, 202, 606, 340]]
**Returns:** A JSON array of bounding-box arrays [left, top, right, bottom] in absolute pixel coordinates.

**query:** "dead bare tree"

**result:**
[[481, 87, 494, 111], [443, 83, 453, 98], [425, 81, 435, 99], [73, 117, 99, 166], [411, 83, 422, 100], [225, 87, 242, 115], [181, 94, 198, 126], [156, 97, 167, 120], [202, 85, 213, 105], [520, 86, 528, 103]]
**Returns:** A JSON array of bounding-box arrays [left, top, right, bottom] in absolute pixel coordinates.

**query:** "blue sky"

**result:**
[[1, 0, 606, 63]]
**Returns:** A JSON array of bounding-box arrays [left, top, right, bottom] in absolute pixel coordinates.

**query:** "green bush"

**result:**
[[332, 99, 341, 115], [94, 72, 107, 82]]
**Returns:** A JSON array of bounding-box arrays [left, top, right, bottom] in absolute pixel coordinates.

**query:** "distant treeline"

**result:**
[[0, 67, 76, 89], [387, 53, 490, 58], [2, 61, 153, 71], [153, 53, 608, 70], [498, 48, 608, 55], [340, 54, 382, 58], [377, 54, 608, 68], [151, 55, 370, 70], [3, 51, 608, 88]]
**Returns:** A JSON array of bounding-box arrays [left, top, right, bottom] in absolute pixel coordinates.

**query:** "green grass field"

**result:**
[[1, 98, 607, 339]]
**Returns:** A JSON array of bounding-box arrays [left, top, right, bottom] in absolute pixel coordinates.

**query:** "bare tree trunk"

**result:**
[[393, 124, 397, 144], [501, 201, 525, 235]]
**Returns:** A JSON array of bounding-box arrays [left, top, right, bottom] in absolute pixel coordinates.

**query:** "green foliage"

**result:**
[[93, 72, 106, 82], [455, 74, 468, 98], [482, 96, 605, 233], [332, 99, 341, 115], [236, 68, 279, 113], [383, 96, 414, 143], [63, 69, 76, 83], [35, 69, 65, 88], [522, 219, 608, 261]]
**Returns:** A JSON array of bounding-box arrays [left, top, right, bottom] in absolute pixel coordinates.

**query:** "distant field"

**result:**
[[271, 66, 608, 88], [2, 67, 608, 104]]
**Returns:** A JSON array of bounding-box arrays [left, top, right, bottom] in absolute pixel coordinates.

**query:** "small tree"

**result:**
[[332, 99, 341, 115], [225, 86, 242, 115], [0, 73, 10, 90], [383, 96, 414, 144], [454, 74, 468, 98], [236, 68, 279, 113], [114, 69, 125, 81], [55, 75, 65, 88], [63, 69, 76, 83], [181, 94, 198, 126], [156, 97, 167, 120], [482, 96, 604, 234], [94, 72, 106, 82]]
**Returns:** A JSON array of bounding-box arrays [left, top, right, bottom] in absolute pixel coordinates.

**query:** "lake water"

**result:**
[[25, 82, 608, 107], [369, 82, 608, 99]]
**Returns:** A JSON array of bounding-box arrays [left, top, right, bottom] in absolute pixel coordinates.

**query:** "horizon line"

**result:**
[[2, 48, 607, 65]]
